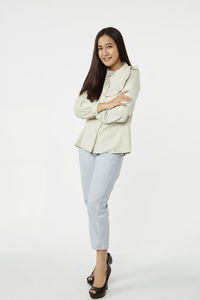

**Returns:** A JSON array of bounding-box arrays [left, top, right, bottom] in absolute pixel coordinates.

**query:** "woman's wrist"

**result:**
[[97, 102, 110, 112]]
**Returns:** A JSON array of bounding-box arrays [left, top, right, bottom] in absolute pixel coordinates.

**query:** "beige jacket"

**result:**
[[73, 61, 140, 155]]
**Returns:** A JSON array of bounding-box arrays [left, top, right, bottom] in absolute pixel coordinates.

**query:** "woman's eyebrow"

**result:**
[[98, 43, 113, 47]]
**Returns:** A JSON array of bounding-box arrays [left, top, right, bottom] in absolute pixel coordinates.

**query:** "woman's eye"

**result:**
[[98, 46, 112, 50]]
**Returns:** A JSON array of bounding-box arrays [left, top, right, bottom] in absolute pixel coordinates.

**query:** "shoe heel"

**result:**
[[108, 256, 112, 265], [108, 252, 113, 265]]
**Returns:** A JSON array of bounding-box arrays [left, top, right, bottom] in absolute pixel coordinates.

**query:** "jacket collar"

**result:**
[[107, 61, 130, 75]]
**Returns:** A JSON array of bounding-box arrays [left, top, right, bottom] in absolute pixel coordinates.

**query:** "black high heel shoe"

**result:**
[[87, 252, 113, 285], [89, 262, 111, 298]]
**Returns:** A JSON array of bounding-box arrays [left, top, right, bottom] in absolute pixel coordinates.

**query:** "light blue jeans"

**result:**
[[78, 147, 125, 250]]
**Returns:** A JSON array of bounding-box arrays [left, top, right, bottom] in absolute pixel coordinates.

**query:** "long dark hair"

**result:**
[[79, 27, 132, 102]]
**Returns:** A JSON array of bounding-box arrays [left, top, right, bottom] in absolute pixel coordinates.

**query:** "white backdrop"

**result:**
[[0, 0, 199, 299]]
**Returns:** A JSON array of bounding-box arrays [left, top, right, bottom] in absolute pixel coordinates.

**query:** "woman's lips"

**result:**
[[103, 57, 111, 61]]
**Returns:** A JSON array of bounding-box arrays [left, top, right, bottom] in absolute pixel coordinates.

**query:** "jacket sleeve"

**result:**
[[96, 68, 140, 124], [73, 91, 99, 119]]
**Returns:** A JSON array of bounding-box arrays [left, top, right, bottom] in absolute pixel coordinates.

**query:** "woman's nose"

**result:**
[[102, 48, 108, 56]]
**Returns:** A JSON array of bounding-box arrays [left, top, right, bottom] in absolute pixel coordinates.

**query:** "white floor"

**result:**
[[0, 252, 199, 300]]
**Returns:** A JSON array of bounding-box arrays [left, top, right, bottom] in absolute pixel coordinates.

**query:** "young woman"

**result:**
[[73, 27, 140, 298]]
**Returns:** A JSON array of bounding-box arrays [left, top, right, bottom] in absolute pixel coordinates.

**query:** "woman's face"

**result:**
[[97, 34, 121, 68]]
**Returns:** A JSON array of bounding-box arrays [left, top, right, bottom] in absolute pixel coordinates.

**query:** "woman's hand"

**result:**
[[107, 90, 132, 110], [88, 115, 96, 120], [88, 91, 132, 119]]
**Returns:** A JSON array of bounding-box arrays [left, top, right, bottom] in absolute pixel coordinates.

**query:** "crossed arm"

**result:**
[[73, 91, 107, 119], [73, 69, 140, 124]]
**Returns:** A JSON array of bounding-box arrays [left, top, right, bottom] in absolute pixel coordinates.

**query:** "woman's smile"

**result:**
[[103, 57, 112, 61]]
